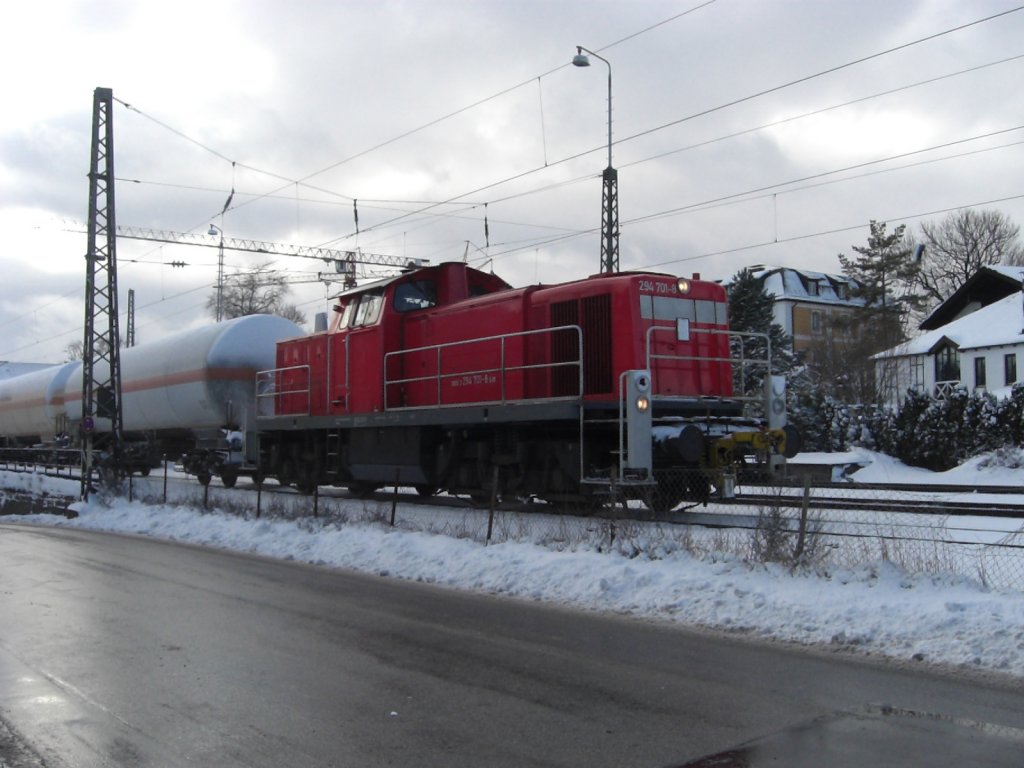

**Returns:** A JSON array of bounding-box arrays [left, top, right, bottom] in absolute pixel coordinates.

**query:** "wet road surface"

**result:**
[[0, 524, 1021, 766]]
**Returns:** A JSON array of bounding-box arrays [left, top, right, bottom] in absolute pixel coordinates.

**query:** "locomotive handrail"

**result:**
[[644, 324, 773, 408], [383, 325, 584, 411], [255, 365, 312, 416]]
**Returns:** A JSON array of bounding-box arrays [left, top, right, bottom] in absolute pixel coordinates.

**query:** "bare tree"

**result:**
[[209, 262, 308, 325], [64, 341, 84, 361], [911, 209, 1024, 311]]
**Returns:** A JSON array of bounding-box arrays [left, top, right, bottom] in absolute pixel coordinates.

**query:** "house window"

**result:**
[[910, 357, 925, 391], [835, 284, 847, 300], [935, 346, 959, 383], [807, 280, 820, 296], [810, 310, 822, 334], [1006, 353, 1017, 386], [974, 357, 986, 389]]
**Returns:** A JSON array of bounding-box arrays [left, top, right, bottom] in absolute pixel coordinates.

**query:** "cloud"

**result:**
[[2, 0, 1024, 362]]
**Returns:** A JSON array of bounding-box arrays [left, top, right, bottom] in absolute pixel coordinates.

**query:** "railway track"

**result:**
[[732, 491, 1024, 518]]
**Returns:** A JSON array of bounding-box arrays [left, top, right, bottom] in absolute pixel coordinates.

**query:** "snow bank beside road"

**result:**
[[8, 495, 1024, 679]]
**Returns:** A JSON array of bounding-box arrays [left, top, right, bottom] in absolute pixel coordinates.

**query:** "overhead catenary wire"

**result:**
[[107, 7, 1024, 259]]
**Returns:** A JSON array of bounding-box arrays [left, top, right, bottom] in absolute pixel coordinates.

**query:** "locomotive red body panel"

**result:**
[[260, 261, 790, 509], [272, 262, 736, 418]]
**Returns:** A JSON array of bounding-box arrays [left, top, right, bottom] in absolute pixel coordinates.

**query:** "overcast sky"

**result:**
[[2, 0, 1023, 363]]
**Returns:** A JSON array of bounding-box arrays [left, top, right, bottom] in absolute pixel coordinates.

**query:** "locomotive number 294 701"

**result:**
[[638, 279, 676, 295]]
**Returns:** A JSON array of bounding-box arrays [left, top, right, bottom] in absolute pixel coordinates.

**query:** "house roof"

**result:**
[[876, 291, 1024, 359], [919, 265, 1023, 330], [739, 265, 867, 307]]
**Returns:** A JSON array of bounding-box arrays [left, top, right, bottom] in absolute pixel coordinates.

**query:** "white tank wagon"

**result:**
[[0, 362, 79, 442], [63, 314, 303, 484]]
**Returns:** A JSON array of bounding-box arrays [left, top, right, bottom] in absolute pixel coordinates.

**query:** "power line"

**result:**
[[314, 8, 1024, 248], [638, 192, 1024, 272]]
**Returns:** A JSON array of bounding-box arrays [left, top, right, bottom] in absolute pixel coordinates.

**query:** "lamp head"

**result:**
[[572, 46, 590, 67], [208, 225, 219, 236]]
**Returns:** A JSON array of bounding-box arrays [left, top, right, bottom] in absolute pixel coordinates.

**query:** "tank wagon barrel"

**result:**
[[0, 314, 302, 485]]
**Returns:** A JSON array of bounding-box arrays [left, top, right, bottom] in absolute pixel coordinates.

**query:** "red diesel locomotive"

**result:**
[[255, 261, 794, 512]]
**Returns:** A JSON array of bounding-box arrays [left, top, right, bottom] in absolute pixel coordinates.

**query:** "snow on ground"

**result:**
[[3, 454, 1024, 679], [804, 447, 1024, 486]]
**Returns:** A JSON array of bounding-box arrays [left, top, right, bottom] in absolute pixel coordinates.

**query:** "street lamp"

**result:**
[[573, 45, 619, 274], [208, 223, 225, 322]]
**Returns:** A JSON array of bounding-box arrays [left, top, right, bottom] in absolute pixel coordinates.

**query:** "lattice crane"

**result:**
[[62, 221, 425, 292]]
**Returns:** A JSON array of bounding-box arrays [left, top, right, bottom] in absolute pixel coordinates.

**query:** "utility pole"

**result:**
[[81, 86, 124, 500], [573, 46, 619, 274]]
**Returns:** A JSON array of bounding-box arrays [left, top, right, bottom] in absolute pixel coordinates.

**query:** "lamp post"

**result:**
[[208, 223, 225, 322], [573, 45, 619, 274]]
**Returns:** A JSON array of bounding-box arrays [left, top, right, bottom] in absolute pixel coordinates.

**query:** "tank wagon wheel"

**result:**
[[197, 472, 212, 487], [220, 470, 238, 489], [414, 485, 438, 498]]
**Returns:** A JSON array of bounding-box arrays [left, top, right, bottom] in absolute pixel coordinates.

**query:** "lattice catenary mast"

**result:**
[[80, 86, 125, 500]]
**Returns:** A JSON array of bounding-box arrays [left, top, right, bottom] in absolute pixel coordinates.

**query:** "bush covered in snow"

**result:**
[[792, 383, 1024, 470]]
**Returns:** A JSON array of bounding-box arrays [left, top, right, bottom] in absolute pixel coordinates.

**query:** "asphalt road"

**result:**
[[0, 523, 1022, 767]]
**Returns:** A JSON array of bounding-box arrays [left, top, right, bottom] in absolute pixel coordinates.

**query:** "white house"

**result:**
[[874, 266, 1024, 404]]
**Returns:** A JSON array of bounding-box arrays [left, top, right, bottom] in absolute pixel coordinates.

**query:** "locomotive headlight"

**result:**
[[635, 395, 650, 412], [677, 277, 691, 294]]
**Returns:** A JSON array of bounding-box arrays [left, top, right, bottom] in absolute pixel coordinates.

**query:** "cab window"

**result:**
[[393, 280, 437, 312], [353, 290, 384, 326], [336, 301, 356, 330]]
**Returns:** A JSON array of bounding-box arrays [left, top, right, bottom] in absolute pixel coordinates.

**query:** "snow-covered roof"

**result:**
[[877, 291, 1024, 358], [984, 264, 1024, 282], [745, 265, 867, 307], [919, 265, 1023, 331]]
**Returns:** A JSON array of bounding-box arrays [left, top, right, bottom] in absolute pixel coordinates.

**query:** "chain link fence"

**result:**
[[111, 464, 1024, 593]]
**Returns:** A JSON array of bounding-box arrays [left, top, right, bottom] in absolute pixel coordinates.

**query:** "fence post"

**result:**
[[162, 456, 168, 504], [794, 475, 811, 563], [390, 469, 400, 527], [313, 484, 319, 518], [256, 480, 262, 519], [486, 464, 499, 544]]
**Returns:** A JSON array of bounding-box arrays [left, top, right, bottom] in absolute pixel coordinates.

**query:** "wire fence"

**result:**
[[2, 462, 1022, 592], [110, 465, 1024, 593]]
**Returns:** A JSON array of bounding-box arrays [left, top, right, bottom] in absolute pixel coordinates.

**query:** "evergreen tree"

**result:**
[[833, 221, 924, 403], [726, 268, 798, 404]]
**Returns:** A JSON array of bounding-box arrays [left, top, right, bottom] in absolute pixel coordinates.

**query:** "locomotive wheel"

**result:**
[[644, 475, 683, 516], [295, 467, 317, 495], [348, 482, 380, 499], [196, 472, 212, 487], [414, 485, 438, 497], [469, 491, 493, 508], [220, 470, 238, 489]]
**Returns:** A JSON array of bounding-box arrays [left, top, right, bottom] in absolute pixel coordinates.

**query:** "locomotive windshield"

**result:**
[[335, 289, 386, 330]]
